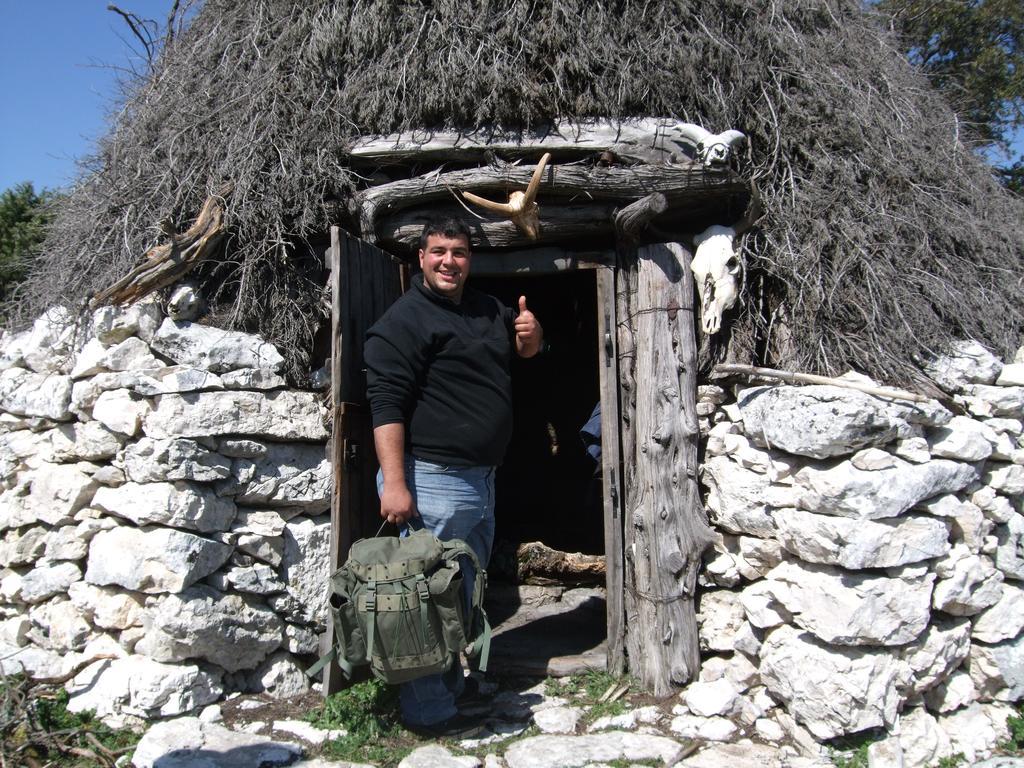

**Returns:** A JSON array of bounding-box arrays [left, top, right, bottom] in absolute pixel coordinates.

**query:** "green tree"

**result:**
[[0, 182, 53, 302], [876, 0, 1023, 192]]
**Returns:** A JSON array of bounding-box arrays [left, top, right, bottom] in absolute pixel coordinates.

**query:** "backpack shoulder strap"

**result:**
[[441, 539, 491, 673]]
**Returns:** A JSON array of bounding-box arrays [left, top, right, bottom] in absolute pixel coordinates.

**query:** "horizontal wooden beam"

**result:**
[[377, 202, 619, 250], [355, 162, 747, 244], [348, 118, 741, 167]]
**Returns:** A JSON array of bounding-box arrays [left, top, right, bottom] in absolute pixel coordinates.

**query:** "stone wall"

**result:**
[[2, 300, 1023, 763], [0, 303, 332, 725], [692, 341, 1024, 764]]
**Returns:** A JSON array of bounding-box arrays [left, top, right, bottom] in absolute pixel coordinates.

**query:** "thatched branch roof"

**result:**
[[13, 0, 1024, 385]]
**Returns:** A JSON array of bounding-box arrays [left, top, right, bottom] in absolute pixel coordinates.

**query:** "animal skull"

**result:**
[[462, 153, 551, 239], [690, 225, 741, 335]]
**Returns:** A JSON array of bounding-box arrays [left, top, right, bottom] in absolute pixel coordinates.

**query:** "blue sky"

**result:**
[[0, 2, 1020, 193], [0, 1, 177, 191]]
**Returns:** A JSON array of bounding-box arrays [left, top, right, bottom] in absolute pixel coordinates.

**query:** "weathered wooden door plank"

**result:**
[[596, 265, 626, 676]]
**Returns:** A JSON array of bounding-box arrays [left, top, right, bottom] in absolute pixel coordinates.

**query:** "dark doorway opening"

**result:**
[[471, 269, 603, 559], [470, 268, 609, 676]]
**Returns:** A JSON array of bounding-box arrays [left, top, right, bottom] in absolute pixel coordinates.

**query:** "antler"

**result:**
[[462, 153, 551, 239]]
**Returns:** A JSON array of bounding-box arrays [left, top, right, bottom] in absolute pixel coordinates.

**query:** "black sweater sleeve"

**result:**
[[364, 312, 425, 428]]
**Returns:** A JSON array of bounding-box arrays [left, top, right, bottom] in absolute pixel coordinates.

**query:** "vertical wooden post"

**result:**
[[596, 265, 625, 676], [620, 242, 714, 697], [323, 226, 346, 696]]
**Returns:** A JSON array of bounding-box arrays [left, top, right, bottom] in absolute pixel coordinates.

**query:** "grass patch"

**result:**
[[306, 679, 414, 765], [1002, 703, 1024, 753], [827, 729, 885, 768]]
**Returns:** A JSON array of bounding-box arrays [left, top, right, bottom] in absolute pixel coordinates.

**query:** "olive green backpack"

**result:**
[[308, 529, 491, 685]]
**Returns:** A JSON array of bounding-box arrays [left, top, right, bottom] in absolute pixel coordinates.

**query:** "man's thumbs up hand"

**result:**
[[514, 295, 543, 358]]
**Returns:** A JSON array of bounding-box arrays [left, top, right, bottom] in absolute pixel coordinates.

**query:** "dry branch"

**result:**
[[713, 363, 932, 402], [90, 183, 232, 308]]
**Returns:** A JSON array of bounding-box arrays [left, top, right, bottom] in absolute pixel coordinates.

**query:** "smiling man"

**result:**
[[364, 218, 542, 737]]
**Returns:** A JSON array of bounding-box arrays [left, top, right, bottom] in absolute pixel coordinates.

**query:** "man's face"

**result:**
[[419, 233, 471, 302]]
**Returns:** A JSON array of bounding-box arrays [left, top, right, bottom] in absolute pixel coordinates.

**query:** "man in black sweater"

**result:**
[[364, 218, 542, 737]]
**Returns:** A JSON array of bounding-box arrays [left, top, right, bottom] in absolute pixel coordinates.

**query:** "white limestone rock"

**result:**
[[917, 494, 990, 553], [90, 389, 151, 436], [938, 702, 1013, 763], [533, 705, 582, 734], [702, 455, 799, 538], [16, 308, 78, 374], [503, 732, 687, 768], [923, 341, 1004, 392], [0, 525, 47, 566], [130, 365, 225, 395], [0, 616, 30, 647], [924, 669, 977, 713], [697, 589, 746, 652], [136, 585, 283, 672], [24, 462, 100, 526], [245, 651, 310, 698], [44, 525, 90, 561], [221, 368, 288, 390], [736, 536, 784, 578], [0, 368, 72, 420], [677, 743, 781, 768], [70, 371, 147, 414], [28, 598, 94, 651], [399, 746, 480, 768], [795, 457, 977, 520], [232, 508, 288, 537], [144, 390, 328, 441], [968, 635, 1024, 701], [218, 438, 267, 459], [894, 436, 932, 464], [997, 364, 1024, 386], [866, 739, 903, 768], [996, 513, 1024, 580], [131, 716, 303, 768], [739, 580, 792, 630], [985, 463, 1024, 495], [222, 562, 287, 594], [757, 560, 934, 646], [236, 533, 285, 568], [899, 616, 972, 694], [92, 481, 236, 533], [0, 643, 77, 678], [932, 547, 1004, 615], [974, 487, 1017, 524], [43, 422, 122, 464], [90, 301, 162, 344], [736, 385, 912, 459], [759, 625, 913, 739], [965, 385, 1024, 418], [271, 515, 330, 627], [972, 581, 1024, 642], [668, 714, 738, 742], [150, 318, 285, 373], [928, 416, 997, 461], [72, 336, 162, 379], [68, 581, 144, 630], [774, 508, 949, 568], [123, 437, 231, 483], [897, 707, 954, 767], [20, 561, 82, 603], [683, 678, 741, 717], [85, 525, 232, 593], [220, 443, 330, 513], [851, 447, 898, 470]]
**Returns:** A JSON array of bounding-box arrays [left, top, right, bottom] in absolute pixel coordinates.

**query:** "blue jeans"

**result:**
[[376, 456, 496, 726]]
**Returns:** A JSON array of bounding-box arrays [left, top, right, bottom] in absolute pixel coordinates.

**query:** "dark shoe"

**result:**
[[456, 676, 487, 708], [405, 711, 485, 740]]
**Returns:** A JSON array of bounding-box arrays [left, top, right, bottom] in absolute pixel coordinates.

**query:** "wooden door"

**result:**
[[324, 226, 405, 694]]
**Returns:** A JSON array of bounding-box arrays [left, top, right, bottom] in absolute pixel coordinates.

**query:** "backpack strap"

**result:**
[[441, 540, 491, 673], [364, 580, 378, 665]]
